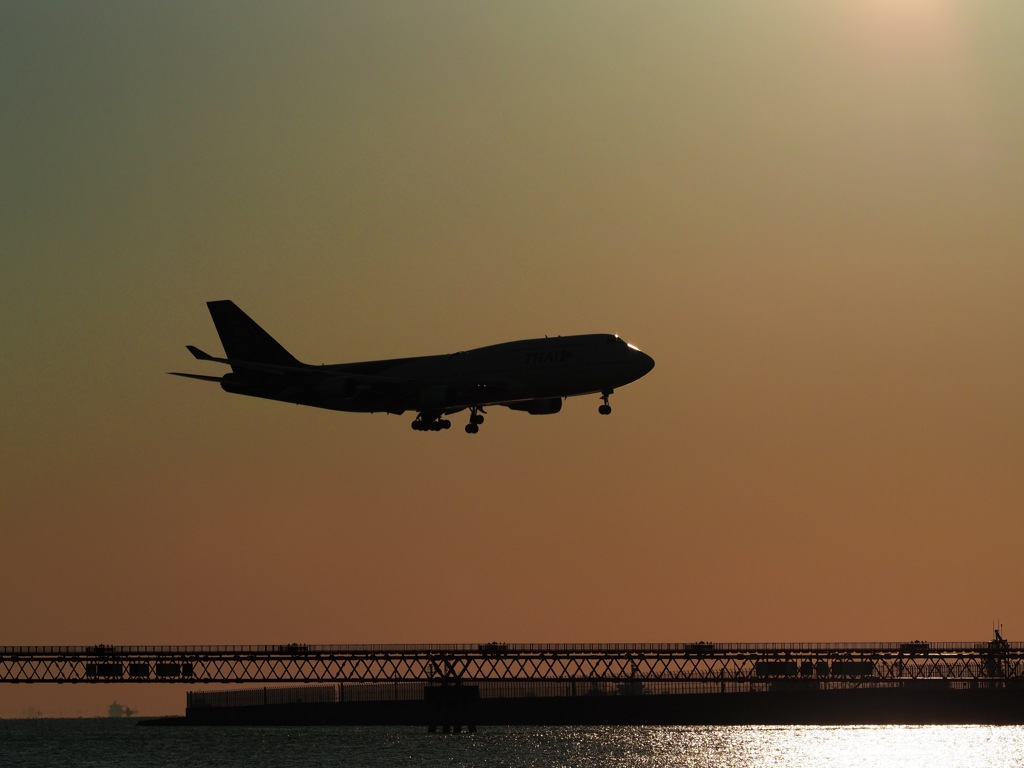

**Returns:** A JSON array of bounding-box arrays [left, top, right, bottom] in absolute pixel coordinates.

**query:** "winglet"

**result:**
[[187, 345, 214, 361]]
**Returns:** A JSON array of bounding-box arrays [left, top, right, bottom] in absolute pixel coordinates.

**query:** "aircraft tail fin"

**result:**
[[206, 300, 303, 372]]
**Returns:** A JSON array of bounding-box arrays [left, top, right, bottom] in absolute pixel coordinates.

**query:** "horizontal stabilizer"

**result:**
[[168, 371, 224, 383], [183, 349, 307, 377], [187, 345, 215, 361]]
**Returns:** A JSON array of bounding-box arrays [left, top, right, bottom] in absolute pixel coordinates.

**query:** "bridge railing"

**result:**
[[2, 641, 1020, 656]]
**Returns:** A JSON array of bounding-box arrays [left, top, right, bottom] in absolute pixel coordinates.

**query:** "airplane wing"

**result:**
[[178, 346, 524, 411], [175, 347, 421, 415], [184, 345, 407, 384], [168, 371, 225, 383]]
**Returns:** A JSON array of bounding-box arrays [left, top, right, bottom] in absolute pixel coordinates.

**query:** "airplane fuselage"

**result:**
[[174, 301, 654, 433], [226, 334, 652, 415]]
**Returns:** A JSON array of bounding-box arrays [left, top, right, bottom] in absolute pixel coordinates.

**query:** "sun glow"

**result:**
[[842, 0, 964, 61]]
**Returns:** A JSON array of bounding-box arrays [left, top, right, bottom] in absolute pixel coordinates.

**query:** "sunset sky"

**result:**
[[3, 1, 1023, 717]]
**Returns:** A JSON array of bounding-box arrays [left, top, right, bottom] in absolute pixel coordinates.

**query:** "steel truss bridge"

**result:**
[[2, 640, 1022, 688]]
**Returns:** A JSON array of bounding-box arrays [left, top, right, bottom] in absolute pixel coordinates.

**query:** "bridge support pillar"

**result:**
[[425, 684, 479, 734]]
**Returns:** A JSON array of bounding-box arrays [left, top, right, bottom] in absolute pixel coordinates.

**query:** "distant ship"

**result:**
[[108, 701, 135, 718]]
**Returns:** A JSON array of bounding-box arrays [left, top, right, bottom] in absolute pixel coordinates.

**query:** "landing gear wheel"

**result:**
[[598, 391, 613, 415], [412, 413, 449, 431], [465, 406, 486, 433]]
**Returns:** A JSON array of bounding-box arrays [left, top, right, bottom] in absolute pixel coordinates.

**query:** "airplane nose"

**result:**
[[637, 351, 655, 375]]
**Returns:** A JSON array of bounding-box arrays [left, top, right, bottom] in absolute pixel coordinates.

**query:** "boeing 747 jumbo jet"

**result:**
[[171, 301, 655, 433]]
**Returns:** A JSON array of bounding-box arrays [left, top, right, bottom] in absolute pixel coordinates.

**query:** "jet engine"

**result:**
[[504, 397, 563, 415]]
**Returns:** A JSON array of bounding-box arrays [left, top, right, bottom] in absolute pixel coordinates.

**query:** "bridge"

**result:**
[[2, 638, 1021, 687]]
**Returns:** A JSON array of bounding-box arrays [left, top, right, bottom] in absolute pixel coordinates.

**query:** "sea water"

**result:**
[[3, 720, 1024, 768]]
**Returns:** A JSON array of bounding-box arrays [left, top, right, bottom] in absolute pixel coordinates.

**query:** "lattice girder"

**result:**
[[2, 642, 1021, 685]]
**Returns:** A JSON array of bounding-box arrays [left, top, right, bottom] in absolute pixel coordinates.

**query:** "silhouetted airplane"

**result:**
[[171, 301, 654, 433]]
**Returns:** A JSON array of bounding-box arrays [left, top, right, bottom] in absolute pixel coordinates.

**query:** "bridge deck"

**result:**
[[2, 641, 1021, 685]]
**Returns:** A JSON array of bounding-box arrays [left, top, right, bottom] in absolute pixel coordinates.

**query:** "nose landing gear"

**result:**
[[598, 391, 613, 415]]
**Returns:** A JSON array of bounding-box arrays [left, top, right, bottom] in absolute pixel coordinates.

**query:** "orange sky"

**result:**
[[3, 1, 1023, 717]]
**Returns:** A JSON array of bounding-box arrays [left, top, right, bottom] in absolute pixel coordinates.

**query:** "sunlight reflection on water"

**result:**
[[642, 725, 1024, 768], [4, 721, 1024, 768]]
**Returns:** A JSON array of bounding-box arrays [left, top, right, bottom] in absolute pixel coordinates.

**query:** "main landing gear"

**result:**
[[598, 390, 613, 415], [411, 408, 485, 433], [411, 413, 451, 431], [465, 407, 485, 434]]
